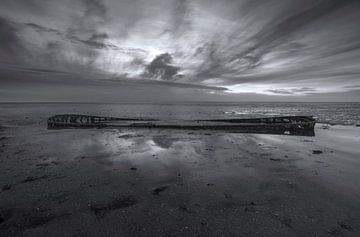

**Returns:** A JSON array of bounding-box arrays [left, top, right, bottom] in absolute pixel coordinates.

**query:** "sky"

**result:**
[[1, 0, 360, 102]]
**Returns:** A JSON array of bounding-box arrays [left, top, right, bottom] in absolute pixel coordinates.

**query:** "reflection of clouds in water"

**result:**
[[65, 130, 203, 168], [166, 140, 202, 159], [58, 129, 261, 178], [113, 138, 167, 157], [108, 132, 205, 176], [67, 131, 134, 155], [110, 135, 202, 165], [50, 129, 262, 180]]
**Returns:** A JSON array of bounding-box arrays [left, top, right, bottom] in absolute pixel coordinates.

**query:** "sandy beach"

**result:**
[[1, 109, 360, 237]]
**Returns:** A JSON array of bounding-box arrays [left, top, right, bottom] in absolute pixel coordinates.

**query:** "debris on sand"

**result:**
[[338, 221, 353, 231], [89, 195, 138, 216], [130, 167, 137, 171], [312, 150, 323, 155], [269, 158, 282, 162], [151, 186, 168, 195], [1, 184, 11, 192]]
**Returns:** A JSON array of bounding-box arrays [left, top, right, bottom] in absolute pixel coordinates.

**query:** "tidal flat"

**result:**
[[1, 103, 360, 236]]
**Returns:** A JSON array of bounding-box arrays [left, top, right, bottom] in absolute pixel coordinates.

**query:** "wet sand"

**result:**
[[1, 115, 360, 236]]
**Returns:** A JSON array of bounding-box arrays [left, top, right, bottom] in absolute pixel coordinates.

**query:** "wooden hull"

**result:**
[[47, 114, 316, 136]]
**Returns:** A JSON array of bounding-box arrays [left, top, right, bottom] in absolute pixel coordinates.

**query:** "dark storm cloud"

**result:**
[[144, 53, 181, 80]]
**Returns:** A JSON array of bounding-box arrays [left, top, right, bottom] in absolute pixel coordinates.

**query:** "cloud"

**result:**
[[266, 87, 317, 95], [344, 85, 360, 90], [25, 22, 62, 35], [144, 53, 181, 80], [83, 0, 107, 19], [170, 0, 190, 36], [102, 77, 227, 91], [71, 34, 118, 50], [66, 0, 108, 48], [191, 0, 360, 81], [0, 17, 23, 55], [1, 0, 360, 101]]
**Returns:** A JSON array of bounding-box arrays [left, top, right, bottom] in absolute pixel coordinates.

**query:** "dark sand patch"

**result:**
[[20, 175, 49, 183], [89, 195, 139, 216], [312, 150, 323, 155], [151, 186, 169, 195]]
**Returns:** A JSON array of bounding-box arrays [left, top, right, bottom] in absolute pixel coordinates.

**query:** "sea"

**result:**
[[0, 102, 359, 126]]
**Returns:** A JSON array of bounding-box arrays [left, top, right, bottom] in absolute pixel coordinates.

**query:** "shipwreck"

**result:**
[[47, 114, 316, 136]]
